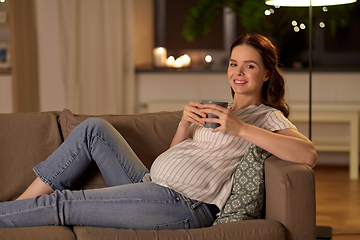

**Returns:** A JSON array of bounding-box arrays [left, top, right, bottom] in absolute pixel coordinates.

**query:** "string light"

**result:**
[[264, 8, 275, 16], [319, 22, 326, 28]]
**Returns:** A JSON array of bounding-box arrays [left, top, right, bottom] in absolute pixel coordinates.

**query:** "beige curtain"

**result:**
[[58, 0, 135, 115]]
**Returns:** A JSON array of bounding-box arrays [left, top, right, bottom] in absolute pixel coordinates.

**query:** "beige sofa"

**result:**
[[0, 109, 316, 240]]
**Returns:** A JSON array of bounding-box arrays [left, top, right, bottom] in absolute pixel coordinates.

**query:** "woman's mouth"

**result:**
[[234, 80, 247, 84]]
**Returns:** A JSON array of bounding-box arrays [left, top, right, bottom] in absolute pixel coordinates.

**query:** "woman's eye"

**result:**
[[246, 65, 255, 69], [229, 63, 237, 67]]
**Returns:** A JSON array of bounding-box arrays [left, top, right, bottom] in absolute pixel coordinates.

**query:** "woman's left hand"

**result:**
[[201, 104, 244, 137]]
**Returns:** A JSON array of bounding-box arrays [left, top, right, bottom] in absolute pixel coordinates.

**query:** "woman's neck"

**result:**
[[231, 95, 262, 112]]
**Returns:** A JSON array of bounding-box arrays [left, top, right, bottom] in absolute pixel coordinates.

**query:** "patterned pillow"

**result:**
[[213, 144, 271, 225]]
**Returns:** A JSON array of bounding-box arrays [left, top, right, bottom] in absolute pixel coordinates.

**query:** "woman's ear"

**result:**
[[264, 70, 270, 82]]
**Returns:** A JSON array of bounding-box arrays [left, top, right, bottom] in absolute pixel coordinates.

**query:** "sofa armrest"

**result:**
[[264, 155, 316, 240]]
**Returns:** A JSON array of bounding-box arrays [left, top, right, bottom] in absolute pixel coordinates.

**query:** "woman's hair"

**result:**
[[230, 33, 289, 118]]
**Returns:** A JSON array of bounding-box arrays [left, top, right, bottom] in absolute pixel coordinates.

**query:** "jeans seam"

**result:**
[[76, 197, 186, 203], [94, 134, 137, 183], [0, 202, 56, 216], [33, 167, 57, 191]]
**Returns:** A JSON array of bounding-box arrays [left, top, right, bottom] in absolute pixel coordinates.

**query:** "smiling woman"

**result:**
[[227, 34, 288, 118]]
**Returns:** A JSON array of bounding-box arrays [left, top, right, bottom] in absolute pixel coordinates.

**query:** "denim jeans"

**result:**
[[0, 118, 216, 229]]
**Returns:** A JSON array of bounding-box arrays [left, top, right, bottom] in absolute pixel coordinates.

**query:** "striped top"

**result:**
[[149, 104, 296, 210]]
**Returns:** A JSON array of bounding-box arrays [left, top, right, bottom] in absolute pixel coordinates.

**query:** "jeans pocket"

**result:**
[[153, 219, 190, 230]]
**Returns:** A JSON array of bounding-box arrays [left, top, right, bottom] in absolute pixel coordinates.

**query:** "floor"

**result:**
[[314, 166, 360, 239]]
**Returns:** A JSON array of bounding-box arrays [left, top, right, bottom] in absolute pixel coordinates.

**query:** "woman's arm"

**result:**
[[201, 104, 318, 167], [239, 126, 317, 167], [170, 101, 207, 147]]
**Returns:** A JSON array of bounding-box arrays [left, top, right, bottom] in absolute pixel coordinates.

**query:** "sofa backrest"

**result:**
[[58, 109, 182, 169], [0, 112, 63, 201]]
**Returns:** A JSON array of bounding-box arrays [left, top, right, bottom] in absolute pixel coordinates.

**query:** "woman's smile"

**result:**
[[233, 79, 248, 84]]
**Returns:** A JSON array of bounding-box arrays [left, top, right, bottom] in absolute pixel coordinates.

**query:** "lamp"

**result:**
[[265, 0, 356, 239]]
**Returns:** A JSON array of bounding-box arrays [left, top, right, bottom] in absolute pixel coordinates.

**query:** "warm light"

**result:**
[[266, 0, 356, 6], [166, 56, 175, 67], [168, 56, 175, 64], [174, 58, 183, 68], [294, 26, 300, 32], [153, 47, 167, 67], [157, 47, 165, 54], [292, 20, 298, 26], [0, 0, 5, 2], [300, 23, 306, 29], [205, 55, 212, 63], [181, 54, 191, 67], [319, 21, 326, 28], [323, 6, 329, 11], [265, 9, 271, 15]]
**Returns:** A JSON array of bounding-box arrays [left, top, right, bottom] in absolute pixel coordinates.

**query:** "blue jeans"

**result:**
[[0, 118, 216, 229]]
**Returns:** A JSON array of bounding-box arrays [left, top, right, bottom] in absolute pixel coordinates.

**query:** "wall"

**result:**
[[35, 0, 66, 112]]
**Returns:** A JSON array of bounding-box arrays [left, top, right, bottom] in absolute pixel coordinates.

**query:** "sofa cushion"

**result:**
[[0, 112, 63, 201], [0, 226, 76, 240], [73, 220, 285, 240], [213, 144, 271, 225], [58, 109, 182, 169]]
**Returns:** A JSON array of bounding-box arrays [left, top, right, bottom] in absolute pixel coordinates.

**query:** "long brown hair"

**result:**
[[230, 33, 289, 118]]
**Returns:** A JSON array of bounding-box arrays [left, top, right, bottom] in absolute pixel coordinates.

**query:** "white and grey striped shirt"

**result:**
[[150, 104, 296, 210]]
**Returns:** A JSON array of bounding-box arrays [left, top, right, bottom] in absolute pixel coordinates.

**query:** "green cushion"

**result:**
[[213, 144, 271, 225]]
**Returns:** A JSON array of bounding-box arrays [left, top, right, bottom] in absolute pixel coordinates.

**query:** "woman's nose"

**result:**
[[236, 67, 244, 75]]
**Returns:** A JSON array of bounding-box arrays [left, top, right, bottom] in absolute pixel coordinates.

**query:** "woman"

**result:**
[[0, 34, 317, 229]]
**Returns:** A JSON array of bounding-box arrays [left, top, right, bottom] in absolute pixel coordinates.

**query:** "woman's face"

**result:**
[[227, 44, 269, 103]]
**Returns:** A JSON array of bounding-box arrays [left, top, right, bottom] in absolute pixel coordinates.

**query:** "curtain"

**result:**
[[58, 0, 135, 115]]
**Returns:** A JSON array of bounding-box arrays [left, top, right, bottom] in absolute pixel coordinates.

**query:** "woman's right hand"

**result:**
[[180, 101, 207, 128]]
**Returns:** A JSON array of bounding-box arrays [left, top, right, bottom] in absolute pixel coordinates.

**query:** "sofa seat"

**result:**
[[0, 226, 76, 240], [73, 220, 285, 240]]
